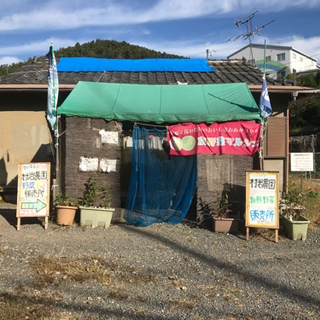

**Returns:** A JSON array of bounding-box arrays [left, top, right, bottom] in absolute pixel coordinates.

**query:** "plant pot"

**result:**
[[56, 205, 77, 226], [80, 206, 115, 228], [280, 215, 310, 241], [213, 217, 239, 233]]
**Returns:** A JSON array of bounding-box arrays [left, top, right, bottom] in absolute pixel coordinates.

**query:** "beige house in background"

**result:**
[[0, 84, 73, 198]]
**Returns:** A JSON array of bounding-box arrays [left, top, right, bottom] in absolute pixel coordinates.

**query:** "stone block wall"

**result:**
[[62, 117, 122, 220]]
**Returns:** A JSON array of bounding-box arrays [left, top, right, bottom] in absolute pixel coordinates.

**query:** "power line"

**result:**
[[228, 10, 275, 61]]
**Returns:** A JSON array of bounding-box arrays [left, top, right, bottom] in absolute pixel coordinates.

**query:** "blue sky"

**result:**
[[1, 0, 320, 66]]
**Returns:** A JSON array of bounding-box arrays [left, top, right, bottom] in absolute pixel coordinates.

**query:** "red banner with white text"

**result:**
[[167, 121, 261, 156]]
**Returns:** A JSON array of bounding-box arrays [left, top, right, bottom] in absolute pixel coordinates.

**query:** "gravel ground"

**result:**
[[0, 203, 319, 320]]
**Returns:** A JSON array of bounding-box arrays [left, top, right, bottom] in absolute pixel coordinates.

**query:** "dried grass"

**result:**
[[0, 293, 53, 320], [30, 256, 115, 286], [106, 288, 129, 300], [170, 299, 194, 311], [287, 175, 320, 228]]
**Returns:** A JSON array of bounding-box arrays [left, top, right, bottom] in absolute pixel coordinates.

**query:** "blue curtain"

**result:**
[[124, 126, 197, 227]]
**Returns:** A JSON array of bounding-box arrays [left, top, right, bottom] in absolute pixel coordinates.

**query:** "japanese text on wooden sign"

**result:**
[[245, 171, 279, 229], [17, 162, 50, 218]]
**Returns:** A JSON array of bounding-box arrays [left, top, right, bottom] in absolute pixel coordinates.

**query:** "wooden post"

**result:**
[[275, 229, 278, 243], [45, 217, 48, 230], [17, 217, 21, 231], [246, 227, 249, 240], [52, 178, 57, 204]]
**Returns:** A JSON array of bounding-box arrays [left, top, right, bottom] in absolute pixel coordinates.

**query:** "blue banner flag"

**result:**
[[46, 45, 59, 130], [259, 79, 272, 117]]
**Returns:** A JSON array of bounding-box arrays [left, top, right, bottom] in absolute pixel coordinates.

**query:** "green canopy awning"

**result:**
[[58, 82, 262, 123]]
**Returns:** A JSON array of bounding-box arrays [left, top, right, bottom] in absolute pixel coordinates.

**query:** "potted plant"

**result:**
[[197, 194, 239, 233], [212, 194, 239, 233], [279, 186, 311, 241], [78, 173, 114, 228], [55, 194, 78, 226]]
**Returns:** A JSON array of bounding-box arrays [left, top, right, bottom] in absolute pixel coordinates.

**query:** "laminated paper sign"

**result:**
[[79, 157, 99, 171], [167, 121, 261, 156], [100, 159, 117, 173], [99, 130, 119, 145]]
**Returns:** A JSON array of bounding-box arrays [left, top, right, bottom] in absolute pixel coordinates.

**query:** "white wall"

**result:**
[[229, 46, 317, 75]]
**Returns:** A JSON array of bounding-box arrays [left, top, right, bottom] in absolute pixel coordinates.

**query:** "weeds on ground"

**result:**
[[30, 255, 162, 288], [2, 255, 161, 319], [106, 288, 130, 300], [0, 293, 53, 320], [0, 246, 8, 255], [248, 228, 284, 241], [170, 298, 194, 311], [30, 255, 115, 285]]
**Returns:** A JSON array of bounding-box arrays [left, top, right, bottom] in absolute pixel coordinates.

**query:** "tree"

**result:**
[[289, 72, 320, 130], [0, 39, 187, 77]]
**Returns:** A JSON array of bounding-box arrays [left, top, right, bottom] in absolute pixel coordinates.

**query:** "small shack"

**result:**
[[2, 56, 318, 210], [58, 81, 262, 222]]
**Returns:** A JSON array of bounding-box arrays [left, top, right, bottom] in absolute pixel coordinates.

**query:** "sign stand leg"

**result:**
[[17, 217, 21, 231], [275, 229, 278, 243], [246, 227, 249, 240], [45, 217, 48, 230]]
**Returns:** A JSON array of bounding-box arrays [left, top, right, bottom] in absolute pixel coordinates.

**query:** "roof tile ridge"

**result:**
[[96, 71, 106, 82]]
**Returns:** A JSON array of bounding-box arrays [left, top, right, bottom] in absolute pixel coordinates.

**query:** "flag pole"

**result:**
[[51, 41, 59, 197], [263, 39, 266, 78], [260, 39, 267, 171]]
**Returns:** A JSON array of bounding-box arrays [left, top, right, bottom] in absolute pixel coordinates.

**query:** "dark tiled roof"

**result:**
[[0, 58, 277, 86]]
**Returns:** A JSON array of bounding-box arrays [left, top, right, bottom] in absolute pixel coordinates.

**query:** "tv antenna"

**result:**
[[206, 42, 216, 60], [228, 10, 275, 62]]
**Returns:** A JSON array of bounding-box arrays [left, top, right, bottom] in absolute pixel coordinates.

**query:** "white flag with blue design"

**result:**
[[259, 79, 272, 117], [46, 45, 59, 130]]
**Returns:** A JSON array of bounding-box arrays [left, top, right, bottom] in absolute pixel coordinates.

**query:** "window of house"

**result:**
[[277, 53, 285, 61], [248, 59, 255, 65], [293, 69, 296, 73], [293, 53, 296, 59], [266, 56, 271, 62], [300, 57, 303, 62]]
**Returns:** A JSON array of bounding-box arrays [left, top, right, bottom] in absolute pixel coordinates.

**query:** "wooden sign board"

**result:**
[[16, 162, 51, 230], [245, 171, 279, 242]]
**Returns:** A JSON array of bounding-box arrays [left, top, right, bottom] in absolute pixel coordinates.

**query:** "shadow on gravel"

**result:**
[[119, 224, 320, 310], [0, 292, 183, 320], [0, 209, 44, 229]]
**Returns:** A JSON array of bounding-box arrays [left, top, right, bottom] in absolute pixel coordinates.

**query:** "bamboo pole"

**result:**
[[51, 41, 59, 197]]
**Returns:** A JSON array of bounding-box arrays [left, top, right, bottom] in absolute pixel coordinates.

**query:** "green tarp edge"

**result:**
[[58, 82, 262, 124]]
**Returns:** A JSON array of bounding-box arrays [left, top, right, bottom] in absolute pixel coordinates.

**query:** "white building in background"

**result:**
[[227, 44, 320, 79]]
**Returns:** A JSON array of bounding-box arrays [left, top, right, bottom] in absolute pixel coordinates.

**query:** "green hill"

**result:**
[[0, 39, 187, 77], [55, 39, 187, 59]]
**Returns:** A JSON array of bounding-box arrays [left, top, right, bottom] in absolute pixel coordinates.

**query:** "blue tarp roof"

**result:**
[[57, 58, 215, 72]]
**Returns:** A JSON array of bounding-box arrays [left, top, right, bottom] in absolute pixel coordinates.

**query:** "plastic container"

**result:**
[[79, 207, 114, 228], [281, 215, 310, 240]]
